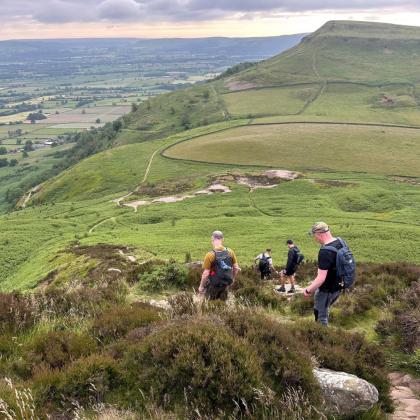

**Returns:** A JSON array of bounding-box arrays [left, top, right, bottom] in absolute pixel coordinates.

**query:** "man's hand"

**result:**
[[303, 288, 312, 299], [198, 285, 205, 294]]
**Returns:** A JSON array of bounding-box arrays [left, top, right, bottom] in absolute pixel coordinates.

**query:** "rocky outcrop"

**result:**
[[314, 368, 379, 416]]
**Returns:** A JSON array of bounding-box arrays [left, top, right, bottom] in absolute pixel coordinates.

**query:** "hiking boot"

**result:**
[[277, 286, 286, 293], [287, 287, 295, 294]]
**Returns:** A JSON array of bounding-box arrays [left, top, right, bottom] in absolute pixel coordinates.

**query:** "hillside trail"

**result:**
[[112, 144, 165, 206], [88, 216, 116, 234], [389, 372, 420, 420]]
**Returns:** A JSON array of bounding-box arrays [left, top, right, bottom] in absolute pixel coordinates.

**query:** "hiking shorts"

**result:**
[[314, 289, 341, 326], [283, 268, 296, 277], [204, 283, 229, 301]]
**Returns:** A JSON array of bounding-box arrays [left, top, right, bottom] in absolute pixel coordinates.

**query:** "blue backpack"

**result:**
[[322, 238, 356, 289]]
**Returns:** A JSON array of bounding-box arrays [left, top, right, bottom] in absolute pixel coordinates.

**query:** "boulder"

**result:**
[[314, 368, 379, 415]]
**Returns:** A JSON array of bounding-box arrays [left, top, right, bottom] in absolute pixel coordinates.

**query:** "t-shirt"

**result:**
[[318, 238, 343, 292], [203, 246, 238, 270], [286, 246, 300, 273], [256, 253, 273, 266]]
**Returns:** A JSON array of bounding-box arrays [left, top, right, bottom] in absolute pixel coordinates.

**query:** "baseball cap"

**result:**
[[309, 222, 330, 235], [211, 230, 224, 239]]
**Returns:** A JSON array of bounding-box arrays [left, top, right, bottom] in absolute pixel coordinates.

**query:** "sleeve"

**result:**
[[230, 249, 238, 265], [318, 249, 335, 270], [203, 252, 214, 270]]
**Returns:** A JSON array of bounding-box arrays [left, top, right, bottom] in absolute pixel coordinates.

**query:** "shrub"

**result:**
[[91, 303, 162, 344], [138, 260, 188, 292], [376, 280, 420, 353], [291, 320, 393, 412], [50, 354, 121, 406], [0, 293, 35, 333], [122, 319, 264, 415], [222, 310, 321, 403], [289, 294, 314, 316], [19, 330, 98, 377], [234, 285, 286, 310]]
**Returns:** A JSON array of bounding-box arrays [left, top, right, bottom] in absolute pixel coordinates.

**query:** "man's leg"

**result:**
[[314, 289, 329, 326], [314, 290, 341, 326], [278, 270, 286, 292]]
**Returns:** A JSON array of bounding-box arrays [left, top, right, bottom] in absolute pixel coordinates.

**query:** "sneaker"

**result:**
[[287, 287, 295, 294], [277, 286, 286, 293]]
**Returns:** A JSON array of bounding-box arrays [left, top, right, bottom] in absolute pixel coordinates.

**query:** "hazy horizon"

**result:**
[[1, 1, 420, 41]]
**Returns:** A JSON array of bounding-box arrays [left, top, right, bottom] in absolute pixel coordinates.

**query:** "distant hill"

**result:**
[[229, 20, 420, 86]]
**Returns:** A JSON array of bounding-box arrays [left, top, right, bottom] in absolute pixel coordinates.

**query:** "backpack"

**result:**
[[294, 247, 305, 265], [209, 248, 233, 287], [322, 238, 356, 289], [258, 253, 271, 273]]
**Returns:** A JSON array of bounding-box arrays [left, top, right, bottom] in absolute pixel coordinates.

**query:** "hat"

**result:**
[[309, 222, 330, 235], [212, 230, 224, 239]]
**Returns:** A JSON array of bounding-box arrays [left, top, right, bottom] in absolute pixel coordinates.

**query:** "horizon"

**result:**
[[2, 18, 420, 42], [1, 1, 420, 41]]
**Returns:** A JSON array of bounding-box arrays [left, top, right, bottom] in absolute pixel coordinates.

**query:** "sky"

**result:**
[[1, 0, 420, 40]]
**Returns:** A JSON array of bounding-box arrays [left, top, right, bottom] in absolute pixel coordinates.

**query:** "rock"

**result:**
[[264, 169, 300, 180], [314, 368, 379, 416], [207, 184, 231, 193], [107, 268, 122, 274]]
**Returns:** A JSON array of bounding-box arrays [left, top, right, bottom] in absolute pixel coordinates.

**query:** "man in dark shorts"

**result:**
[[304, 222, 343, 326], [277, 239, 300, 293], [198, 231, 240, 301]]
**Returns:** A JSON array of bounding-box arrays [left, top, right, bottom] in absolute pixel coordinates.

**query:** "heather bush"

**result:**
[[17, 330, 98, 378], [138, 260, 188, 292], [222, 309, 321, 403], [122, 318, 264, 415], [33, 354, 121, 408], [376, 280, 420, 353], [91, 303, 162, 344], [291, 320, 392, 412], [0, 292, 35, 333]]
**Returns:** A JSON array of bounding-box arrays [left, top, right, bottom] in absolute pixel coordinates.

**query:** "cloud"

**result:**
[[1, 0, 419, 24]]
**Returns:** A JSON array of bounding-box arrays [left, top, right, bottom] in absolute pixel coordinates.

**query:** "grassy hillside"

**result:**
[[2, 19, 420, 293]]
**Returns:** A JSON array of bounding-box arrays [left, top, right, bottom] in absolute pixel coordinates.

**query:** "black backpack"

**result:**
[[294, 247, 305, 265], [258, 253, 271, 273], [210, 248, 233, 287], [322, 238, 356, 289]]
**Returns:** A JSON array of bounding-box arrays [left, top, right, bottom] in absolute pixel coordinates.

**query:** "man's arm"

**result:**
[[304, 269, 327, 297], [232, 263, 240, 285], [199, 269, 210, 294]]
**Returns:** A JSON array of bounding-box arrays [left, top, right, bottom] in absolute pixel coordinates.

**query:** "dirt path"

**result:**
[[389, 372, 420, 419], [112, 144, 165, 205], [88, 217, 116, 234]]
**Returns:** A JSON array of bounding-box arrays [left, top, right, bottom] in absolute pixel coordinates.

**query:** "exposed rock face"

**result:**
[[314, 368, 379, 415]]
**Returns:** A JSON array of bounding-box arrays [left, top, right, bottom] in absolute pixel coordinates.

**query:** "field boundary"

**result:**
[[160, 120, 420, 173]]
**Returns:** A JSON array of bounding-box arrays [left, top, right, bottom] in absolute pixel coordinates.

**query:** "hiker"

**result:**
[[277, 239, 304, 293], [304, 222, 356, 326], [255, 248, 274, 280], [198, 231, 240, 301]]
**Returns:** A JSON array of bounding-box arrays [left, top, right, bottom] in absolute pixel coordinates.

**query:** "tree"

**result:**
[[24, 140, 34, 152], [22, 151, 29, 158], [0, 158, 8, 167], [0, 146, 7, 155], [131, 103, 139, 112], [82, 109, 86, 114], [112, 120, 123, 132], [17, 139, 22, 145], [9, 159, 18, 167], [95, 118, 101, 124]]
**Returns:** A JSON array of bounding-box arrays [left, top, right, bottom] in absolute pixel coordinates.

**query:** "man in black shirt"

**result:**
[[277, 239, 300, 293], [303, 222, 343, 326]]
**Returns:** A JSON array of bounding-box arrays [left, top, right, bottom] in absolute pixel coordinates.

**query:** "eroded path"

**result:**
[[390, 372, 420, 420]]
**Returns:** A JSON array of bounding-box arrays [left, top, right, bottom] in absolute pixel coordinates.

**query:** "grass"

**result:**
[[164, 123, 420, 177], [222, 85, 319, 117]]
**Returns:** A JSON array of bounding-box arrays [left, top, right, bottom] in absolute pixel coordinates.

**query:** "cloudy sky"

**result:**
[[1, 0, 420, 40]]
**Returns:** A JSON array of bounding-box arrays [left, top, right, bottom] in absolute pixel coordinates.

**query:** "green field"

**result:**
[[164, 123, 420, 176]]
